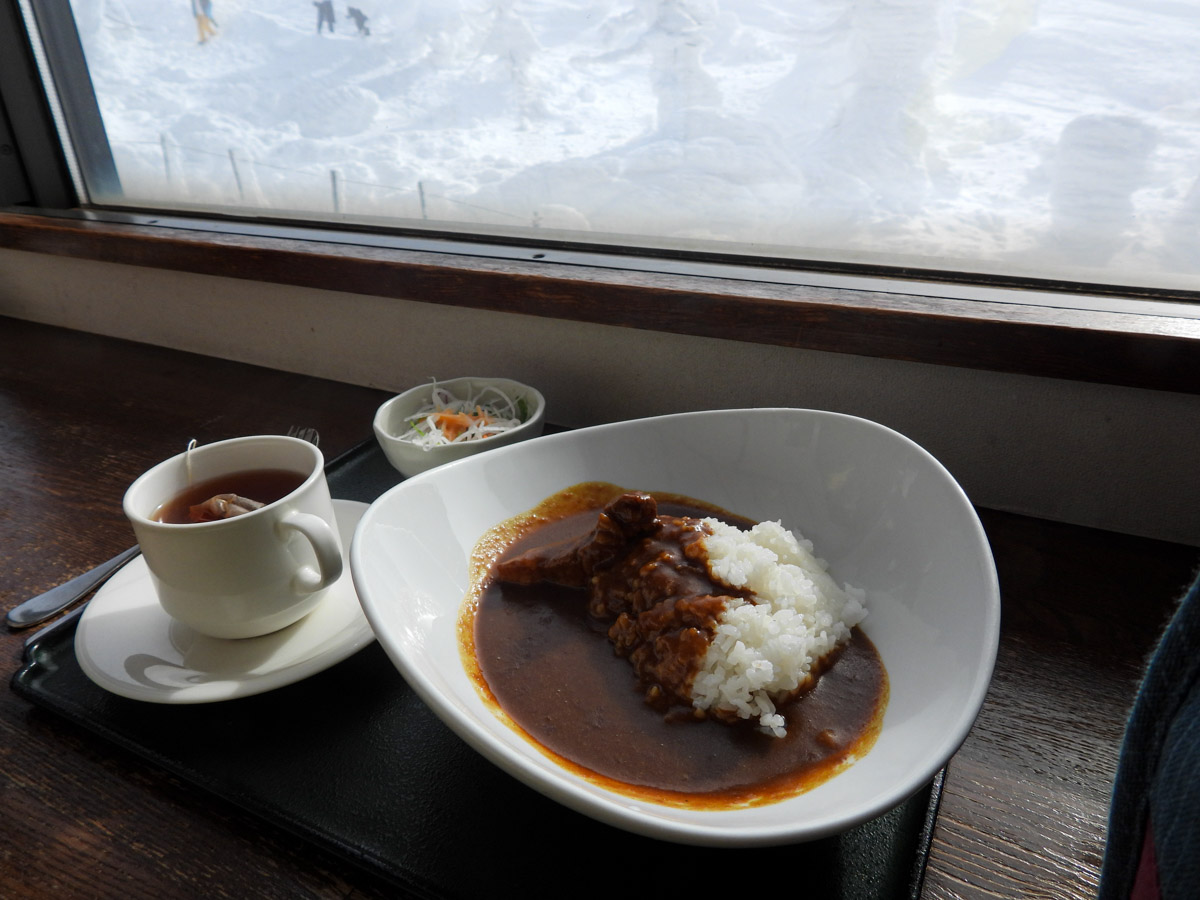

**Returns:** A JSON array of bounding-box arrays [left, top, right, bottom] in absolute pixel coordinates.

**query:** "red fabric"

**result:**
[[1131, 822, 1161, 900]]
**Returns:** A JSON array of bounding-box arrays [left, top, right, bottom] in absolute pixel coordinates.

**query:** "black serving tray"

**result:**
[[11, 439, 944, 900]]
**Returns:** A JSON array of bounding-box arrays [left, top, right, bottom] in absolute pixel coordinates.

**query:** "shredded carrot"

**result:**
[[431, 406, 493, 441]]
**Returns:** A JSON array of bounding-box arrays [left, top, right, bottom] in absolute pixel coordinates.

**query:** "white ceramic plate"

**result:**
[[75, 500, 374, 703], [350, 409, 1000, 846]]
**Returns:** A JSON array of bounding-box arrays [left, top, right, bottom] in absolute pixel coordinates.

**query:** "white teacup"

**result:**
[[123, 435, 343, 639]]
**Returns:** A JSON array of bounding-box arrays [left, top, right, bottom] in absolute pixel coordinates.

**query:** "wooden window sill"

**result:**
[[1, 209, 1197, 394]]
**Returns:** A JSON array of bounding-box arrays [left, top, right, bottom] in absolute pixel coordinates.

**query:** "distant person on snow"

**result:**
[[347, 6, 370, 36], [314, 0, 335, 33], [192, 0, 217, 43]]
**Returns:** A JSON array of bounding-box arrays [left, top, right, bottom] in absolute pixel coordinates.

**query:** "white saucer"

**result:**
[[75, 500, 374, 704]]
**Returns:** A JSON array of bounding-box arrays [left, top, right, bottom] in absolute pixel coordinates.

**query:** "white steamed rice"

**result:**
[[691, 519, 867, 737]]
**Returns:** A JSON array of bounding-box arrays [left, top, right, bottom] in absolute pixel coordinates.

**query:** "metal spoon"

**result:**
[[6, 545, 141, 629]]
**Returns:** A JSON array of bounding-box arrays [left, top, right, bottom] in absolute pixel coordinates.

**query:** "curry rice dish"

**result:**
[[464, 483, 887, 805]]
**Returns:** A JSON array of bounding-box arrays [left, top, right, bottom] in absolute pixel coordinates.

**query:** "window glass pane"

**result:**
[[45, 0, 1200, 289]]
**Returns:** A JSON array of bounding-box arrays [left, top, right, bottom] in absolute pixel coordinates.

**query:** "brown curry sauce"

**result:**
[[458, 482, 888, 809]]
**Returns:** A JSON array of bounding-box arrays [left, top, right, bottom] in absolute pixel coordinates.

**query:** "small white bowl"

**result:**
[[373, 377, 546, 478]]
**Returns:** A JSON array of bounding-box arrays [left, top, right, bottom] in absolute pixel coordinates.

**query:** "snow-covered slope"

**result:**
[[73, 0, 1200, 287]]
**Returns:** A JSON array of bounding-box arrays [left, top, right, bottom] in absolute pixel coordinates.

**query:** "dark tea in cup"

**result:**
[[124, 435, 342, 639], [152, 469, 307, 524]]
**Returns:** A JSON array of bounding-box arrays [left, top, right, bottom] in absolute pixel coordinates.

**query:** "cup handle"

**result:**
[[278, 510, 344, 595]]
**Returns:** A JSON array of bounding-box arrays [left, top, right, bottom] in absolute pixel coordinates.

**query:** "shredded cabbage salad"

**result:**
[[400, 381, 531, 449]]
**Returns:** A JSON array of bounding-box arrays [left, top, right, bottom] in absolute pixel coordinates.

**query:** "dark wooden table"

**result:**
[[2, 316, 1197, 899]]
